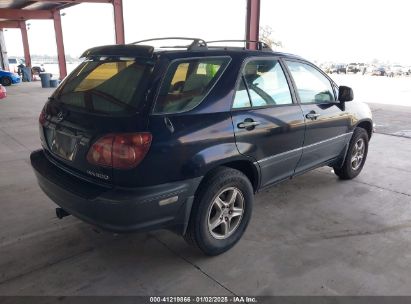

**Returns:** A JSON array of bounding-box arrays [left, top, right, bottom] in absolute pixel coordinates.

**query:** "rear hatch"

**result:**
[[39, 46, 156, 185]]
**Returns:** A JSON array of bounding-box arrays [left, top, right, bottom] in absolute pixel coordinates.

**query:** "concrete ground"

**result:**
[[0, 82, 411, 296]]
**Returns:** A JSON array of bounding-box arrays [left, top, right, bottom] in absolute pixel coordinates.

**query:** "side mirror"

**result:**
[[338, 86, 354, 102]]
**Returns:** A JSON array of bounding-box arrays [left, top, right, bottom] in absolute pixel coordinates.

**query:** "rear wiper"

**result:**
[[88, 89, 135, 111]]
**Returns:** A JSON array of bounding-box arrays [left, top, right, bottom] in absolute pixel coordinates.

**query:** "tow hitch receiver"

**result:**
[[56, 207, 70, 219]]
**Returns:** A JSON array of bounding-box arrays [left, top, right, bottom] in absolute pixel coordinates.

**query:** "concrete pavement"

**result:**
[[0, 82, 411, 295]]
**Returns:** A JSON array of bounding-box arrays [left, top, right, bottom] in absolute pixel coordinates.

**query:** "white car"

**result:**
[[8, 57, 23, 73], [8, 58, 46, 77], [388, 65, 405, 77]]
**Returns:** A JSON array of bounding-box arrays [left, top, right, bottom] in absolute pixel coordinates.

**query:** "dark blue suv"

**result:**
[[31, 38, 373, 255]]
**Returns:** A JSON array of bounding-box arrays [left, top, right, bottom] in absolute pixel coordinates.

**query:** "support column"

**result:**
[[19, 21, 31, 67], [53, 10, 67, 80], [245, 0, 260, 50], [112, 0, 125, 44], [0, 29, 9, 71]]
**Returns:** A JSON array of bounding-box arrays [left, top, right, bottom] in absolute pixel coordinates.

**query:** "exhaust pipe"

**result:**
[[56, 207, 70, 219]]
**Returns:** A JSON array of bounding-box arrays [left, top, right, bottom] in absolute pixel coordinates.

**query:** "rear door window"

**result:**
[[153, 57, 230, 114], [55, 58, 154, 114]]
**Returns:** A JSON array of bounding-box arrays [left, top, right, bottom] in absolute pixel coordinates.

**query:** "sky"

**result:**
[[2, 0, 411, 64]]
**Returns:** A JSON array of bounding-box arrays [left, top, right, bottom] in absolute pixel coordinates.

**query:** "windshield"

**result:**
[[54, 58, 154, 114]]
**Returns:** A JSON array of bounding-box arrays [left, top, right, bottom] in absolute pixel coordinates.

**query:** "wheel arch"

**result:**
[[355, 119, 373, 139], [199, 158, 260, 194], [218, 159, 260, 192]]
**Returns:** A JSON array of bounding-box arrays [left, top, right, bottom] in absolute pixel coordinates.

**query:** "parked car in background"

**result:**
[[0, 84, 6, 99], [363, 65, 375, 75], [0, 69, 21, 86], [329, 64, 347, 74], [371, 66, 387, 76], [8, 57, 23, 74], [31, 38, 373, 255], [346, 63, 360, 74], [8, 57, 46, 77], [387, 65, 405, 77], [319, 63, 331, 74], [31, 63, 46, 76]]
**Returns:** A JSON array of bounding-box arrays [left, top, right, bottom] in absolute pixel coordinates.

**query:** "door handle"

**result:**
[[237, 120, 261, 129], [305, 112, 321, 120]]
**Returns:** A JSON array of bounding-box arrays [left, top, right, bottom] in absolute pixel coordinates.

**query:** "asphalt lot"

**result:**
[[0, 79, 411, 296]]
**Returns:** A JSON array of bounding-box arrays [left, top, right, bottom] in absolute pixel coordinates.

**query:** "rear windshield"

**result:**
[[54, 58, 154, 114]]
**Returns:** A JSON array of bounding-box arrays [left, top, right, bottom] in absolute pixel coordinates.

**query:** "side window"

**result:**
[[233, 59, 293, 109], [285, 61, 335, 104], [154, 57, 229, 114]]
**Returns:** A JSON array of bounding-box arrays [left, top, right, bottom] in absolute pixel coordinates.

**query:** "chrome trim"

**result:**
[[304, 132, 352, 149], [258, 146, 302, 164], [258, 132, 353, 164]]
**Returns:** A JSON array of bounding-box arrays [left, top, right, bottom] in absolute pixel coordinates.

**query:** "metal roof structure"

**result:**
[[0, 0, 125, 79], [0, 0, 75, 11], [0, 0, 260, 79]]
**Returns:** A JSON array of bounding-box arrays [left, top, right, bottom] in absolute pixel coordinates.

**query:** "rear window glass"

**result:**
[[153, 57, 230, 114], [55, 58, 154, 114]]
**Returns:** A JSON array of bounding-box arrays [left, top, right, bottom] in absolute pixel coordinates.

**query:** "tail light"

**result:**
[[87, 133, 152, 169], [39, 107, 46, 125]]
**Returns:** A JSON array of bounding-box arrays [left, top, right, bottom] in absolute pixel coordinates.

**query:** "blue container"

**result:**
[[49, 79, 59, 88], [22, 67, 32, 82], [39, 73, 52, 88]]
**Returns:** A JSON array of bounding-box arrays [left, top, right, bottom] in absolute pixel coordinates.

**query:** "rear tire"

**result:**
[[184, 167, 254, 256], [334, 128, 369, 180], [1, 77, 12, 86]]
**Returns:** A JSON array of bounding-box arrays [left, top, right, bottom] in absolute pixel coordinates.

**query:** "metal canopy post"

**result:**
[[112, 0, 125, 44], [0, 29, 9, 70], [245, 0, 261, 50], [18, 21, 31, 68], [52, 10, 67, 80]]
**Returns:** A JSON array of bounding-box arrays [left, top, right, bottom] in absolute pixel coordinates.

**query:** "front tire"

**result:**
[[1, 77, 12, 86], [184, 167, 254, 256], [334, 128, 369, 180]]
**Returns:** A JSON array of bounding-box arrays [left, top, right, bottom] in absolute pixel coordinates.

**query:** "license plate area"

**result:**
[[45, 128, 79, 161]]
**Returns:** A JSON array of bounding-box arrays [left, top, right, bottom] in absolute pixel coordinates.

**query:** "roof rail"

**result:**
[[130, 37, 207, 51], [206, 40, 272, 51]]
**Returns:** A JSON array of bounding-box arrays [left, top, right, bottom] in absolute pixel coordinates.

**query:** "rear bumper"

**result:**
[[30, 149, 202, 234]]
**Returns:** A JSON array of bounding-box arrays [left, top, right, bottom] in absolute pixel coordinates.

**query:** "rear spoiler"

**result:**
[[80, 44, 154, 59]]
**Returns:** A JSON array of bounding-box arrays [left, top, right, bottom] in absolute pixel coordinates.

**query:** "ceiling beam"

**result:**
[[28, 0, 112, 3], [0, 21, 20, 29], [0, 8, 53, 20]]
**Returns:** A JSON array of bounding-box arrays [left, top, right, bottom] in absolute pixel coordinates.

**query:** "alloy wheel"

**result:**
[[351, 138, 365, 171], [207, 187, 245, 240]]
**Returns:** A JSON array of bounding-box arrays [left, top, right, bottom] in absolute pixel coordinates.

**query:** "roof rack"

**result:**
[[206, 40, 272, 51], [129, 38, 272, 52], [130, 37, 207, 51], [80, 44, 154, 58]]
